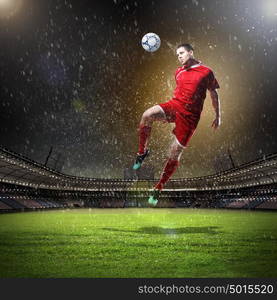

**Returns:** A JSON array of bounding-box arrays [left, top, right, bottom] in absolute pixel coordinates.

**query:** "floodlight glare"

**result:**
[[0, 0, 22, 18], [264, 0, 277, 16]]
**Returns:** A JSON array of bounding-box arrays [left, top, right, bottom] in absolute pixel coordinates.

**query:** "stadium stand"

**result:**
[[0, 200, 12, 212], [256, 197, 277, 210], [0, 146, 277, 212], [0, 195, 26, 210], [35, 198, 53, 209], [11, 196, 43, 209]]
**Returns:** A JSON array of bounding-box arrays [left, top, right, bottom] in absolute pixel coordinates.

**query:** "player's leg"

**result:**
[[154, 113, 197, 190], [148, 113, 197, 206], [138, 105, 166, 153], [156, 139, 183, 190], [133, 105, 166, 170], [148, 139, 183, 205]]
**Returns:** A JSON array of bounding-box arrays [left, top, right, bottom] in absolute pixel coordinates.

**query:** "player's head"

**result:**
[[176, 43, 194, 65]]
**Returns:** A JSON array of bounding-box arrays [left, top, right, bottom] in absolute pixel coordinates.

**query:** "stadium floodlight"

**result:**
[[263, 0, 277, 17], [0, 0, 11, 7]]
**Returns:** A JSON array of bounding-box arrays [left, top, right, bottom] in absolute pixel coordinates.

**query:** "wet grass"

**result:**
[[0, 208, 276, 278]]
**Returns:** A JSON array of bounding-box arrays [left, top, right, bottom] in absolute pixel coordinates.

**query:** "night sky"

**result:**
[[1, 0, 277, 179]]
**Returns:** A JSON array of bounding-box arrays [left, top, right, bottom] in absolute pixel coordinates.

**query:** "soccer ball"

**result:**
[[141, 33, 161, 52]]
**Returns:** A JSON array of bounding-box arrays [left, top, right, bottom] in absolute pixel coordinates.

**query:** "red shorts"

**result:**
[[159, 99, 200, 148]]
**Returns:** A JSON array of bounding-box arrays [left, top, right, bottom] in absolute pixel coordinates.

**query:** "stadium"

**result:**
[[1, 0, 277, 281], [0, 146, 276, 278], [1, 146, 277, 211]]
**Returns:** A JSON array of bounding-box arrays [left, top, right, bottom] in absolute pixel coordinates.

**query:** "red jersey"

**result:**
[[173, 62, 220, 116], [159, 60, 220, 147]]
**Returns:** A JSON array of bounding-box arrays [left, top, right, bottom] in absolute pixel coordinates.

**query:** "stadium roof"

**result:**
[[0, 147, 277, 191]]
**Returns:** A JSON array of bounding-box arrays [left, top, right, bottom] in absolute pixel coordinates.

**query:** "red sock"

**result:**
[[155, 159, 179, 190], [138, 125, 151, 155]]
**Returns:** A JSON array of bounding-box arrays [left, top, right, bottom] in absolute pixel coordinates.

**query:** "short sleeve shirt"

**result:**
[[173, 63, 220, 116]]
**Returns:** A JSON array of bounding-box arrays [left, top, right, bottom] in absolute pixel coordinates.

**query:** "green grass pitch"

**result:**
[[0, 208, 276, 278]]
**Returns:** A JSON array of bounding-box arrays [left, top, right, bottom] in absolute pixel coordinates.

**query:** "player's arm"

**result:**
[[209, 89, 221, 130]]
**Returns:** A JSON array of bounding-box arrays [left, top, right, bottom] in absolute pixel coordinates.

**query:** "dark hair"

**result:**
[[176, 43, 194, 52]]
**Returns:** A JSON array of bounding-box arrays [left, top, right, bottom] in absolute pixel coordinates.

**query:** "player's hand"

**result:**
[[211, 116, 221, 130]]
